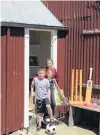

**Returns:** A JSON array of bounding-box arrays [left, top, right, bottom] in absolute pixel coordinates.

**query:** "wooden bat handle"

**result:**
[[75, 70, 78, 101], [71, 70, 74, 101], [89, 67, 93, 80], [79, 70, 82, 101]]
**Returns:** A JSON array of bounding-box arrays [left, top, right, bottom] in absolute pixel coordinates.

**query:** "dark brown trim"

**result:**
[[1, 22, 68, 31]]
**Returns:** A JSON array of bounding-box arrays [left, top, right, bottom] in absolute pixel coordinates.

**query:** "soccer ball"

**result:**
[[46, 123, 56, 134]]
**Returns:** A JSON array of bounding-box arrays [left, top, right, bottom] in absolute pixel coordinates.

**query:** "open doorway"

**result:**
[[24, 29, 57, 128], [29, 30, 51, 111]]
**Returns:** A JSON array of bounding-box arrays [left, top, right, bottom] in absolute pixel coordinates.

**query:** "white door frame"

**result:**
[[24, 28, 57, 127], [0, 26, 1, 134], [51, 30, 57, 69], [24, 28, 30, 127]]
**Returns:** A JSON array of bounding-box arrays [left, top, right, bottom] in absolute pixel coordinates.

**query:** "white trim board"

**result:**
[[51, 30, 57, 70], [0, 24, 1, 134], [24, 28, 29, 127], [24, 28, 57, 127], [28, 28, 53, 32]]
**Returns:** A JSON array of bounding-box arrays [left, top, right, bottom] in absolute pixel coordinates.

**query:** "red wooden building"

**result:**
[[43, 1, 100, 98], [1, 1, 68, 134], [1, 1, 100, 134], [43, 2, 100, 133]]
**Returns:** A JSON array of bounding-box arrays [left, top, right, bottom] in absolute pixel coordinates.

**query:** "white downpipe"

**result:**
[[24, 28, 29, 128]]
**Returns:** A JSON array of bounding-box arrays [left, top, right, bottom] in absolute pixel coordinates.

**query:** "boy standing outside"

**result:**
[[31, 67, 54, 131]]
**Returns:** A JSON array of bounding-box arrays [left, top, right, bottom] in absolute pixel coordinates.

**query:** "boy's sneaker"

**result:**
[[50, 118, 61, 125], [45, 118, 50, 122], [50, 118, 55, 122]]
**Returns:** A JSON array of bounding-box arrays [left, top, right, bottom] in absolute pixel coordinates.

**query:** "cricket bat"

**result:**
[[70, 70, 75, 102], [79, 70, 83, 102], [85, 68, 93, 103], [75, 70, 78, 102]]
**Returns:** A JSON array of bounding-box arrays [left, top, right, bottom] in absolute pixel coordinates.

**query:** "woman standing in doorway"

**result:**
[[44, 58, 59, 120]]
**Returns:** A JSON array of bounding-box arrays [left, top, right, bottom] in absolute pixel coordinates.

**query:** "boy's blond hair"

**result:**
[[38, 67, 46, 72]]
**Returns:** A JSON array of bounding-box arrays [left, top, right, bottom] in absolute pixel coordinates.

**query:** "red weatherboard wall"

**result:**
[[43, 1, 100, 99], [1, 27, 24, 134], [1, 27, 7, 135]]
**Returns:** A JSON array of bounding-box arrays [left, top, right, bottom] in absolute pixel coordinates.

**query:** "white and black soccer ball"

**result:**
[[46, 123, 56, 134]]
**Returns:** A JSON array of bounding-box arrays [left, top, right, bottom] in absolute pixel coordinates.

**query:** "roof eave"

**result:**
[[1, 21, 68, 31], [1, 22, 69, 38]]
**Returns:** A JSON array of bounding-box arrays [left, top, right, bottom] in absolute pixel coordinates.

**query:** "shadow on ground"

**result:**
[[60, 117, 98, 135]]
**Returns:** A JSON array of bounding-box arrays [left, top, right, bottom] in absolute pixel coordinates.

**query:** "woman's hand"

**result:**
[[52, 78, 56, 83]]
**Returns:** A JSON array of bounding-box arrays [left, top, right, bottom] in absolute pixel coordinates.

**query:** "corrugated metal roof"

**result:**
[[1, 1, 68, 30]]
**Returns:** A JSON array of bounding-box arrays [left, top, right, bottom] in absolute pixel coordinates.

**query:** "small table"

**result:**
[[69, 105, 100, 135]]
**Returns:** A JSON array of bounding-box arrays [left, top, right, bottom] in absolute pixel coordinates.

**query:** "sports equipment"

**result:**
[[79, 70, 82, 102], [70, 70, 75, 102], [46, 123, 56, 134], [85, 68, 93, 103], [69, 69, 83, 105], [75, 70, 78, 101]]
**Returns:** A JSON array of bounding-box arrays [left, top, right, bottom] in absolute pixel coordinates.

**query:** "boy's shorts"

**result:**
[[36, 98, 50, 114]]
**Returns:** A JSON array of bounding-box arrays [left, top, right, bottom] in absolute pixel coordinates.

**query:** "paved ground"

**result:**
[[9, 112, 97, 135], [31, 124, 97, 135], [10, 122, 97, 135]]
